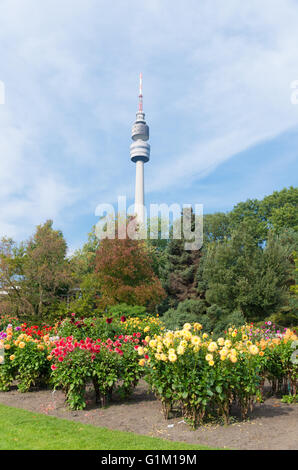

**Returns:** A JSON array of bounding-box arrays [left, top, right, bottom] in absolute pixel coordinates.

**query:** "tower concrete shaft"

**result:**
[[130, 73, 150, 226], [135, 160, 145, 225]]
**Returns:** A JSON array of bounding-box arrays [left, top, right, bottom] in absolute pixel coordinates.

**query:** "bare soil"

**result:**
[[0, 380, 297, 450]]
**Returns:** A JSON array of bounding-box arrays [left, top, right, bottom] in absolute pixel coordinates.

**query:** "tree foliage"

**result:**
[[95, 221, 166, 311], [202, 222, 293, 321], [0, 221, 73, 319]]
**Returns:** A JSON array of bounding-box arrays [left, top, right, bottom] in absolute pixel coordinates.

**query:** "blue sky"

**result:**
[[0, 0, 298, 253]]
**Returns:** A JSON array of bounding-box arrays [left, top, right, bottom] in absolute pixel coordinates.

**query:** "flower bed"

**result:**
[[56, 313, 164, 342], [0, 317, 297, 429], [0, 317, 148, 410], [138, 322, 298, 428]]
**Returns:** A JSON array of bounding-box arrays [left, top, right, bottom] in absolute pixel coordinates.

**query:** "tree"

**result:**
[[0, 222, 73, 319], [95, 220, 166, 311], [21, 220, 73, 318], [159, 210, 202, 311], [70, 226, 100, 280], [202, 221, 293, 321], [229, 186, 298, 241], [0, 238, 28, 315], [203, 212, 230, 243]]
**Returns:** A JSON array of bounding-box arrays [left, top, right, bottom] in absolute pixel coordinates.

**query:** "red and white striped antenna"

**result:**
[[138, 72, 143, 112]]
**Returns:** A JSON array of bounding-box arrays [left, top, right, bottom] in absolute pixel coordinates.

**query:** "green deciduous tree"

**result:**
[[202, 221, 293, 322], [0, 221, 73, 319]]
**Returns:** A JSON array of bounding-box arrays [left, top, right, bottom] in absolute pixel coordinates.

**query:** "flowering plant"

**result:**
[[139, 323, 264, 428], [0, 325, 53, 392], [50, 334, 143, 409]]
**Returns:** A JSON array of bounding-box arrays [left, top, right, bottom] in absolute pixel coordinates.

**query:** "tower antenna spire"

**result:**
[[138, 72, 143, 112]]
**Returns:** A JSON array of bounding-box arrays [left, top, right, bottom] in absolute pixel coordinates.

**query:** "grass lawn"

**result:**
[[0, 403, 215, 450]]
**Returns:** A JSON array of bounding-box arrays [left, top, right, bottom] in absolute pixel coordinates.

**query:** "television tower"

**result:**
[[130, 73, 150, 226]]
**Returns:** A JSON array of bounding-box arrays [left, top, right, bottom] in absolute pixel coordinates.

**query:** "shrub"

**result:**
[[162, 300, 207, 330], [108, 303, 147, 319]]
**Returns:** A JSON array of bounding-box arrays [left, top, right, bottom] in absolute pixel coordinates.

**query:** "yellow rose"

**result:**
[[19, 342, 25, 349], [137, 347, 144, 355], [144, 326, 150, 333], [202, 333, 208, 340], [4, 344, 10, 350], [9, 355, 15, 361], [217, 337, 225, 346], [139, 359, 146, 366], [209, 360, 215, 366], [205, 353, 213, 362]]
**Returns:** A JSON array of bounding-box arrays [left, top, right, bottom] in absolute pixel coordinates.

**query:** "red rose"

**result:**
[[106, 318, 113, 324], [120, 316, 126, 322]]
